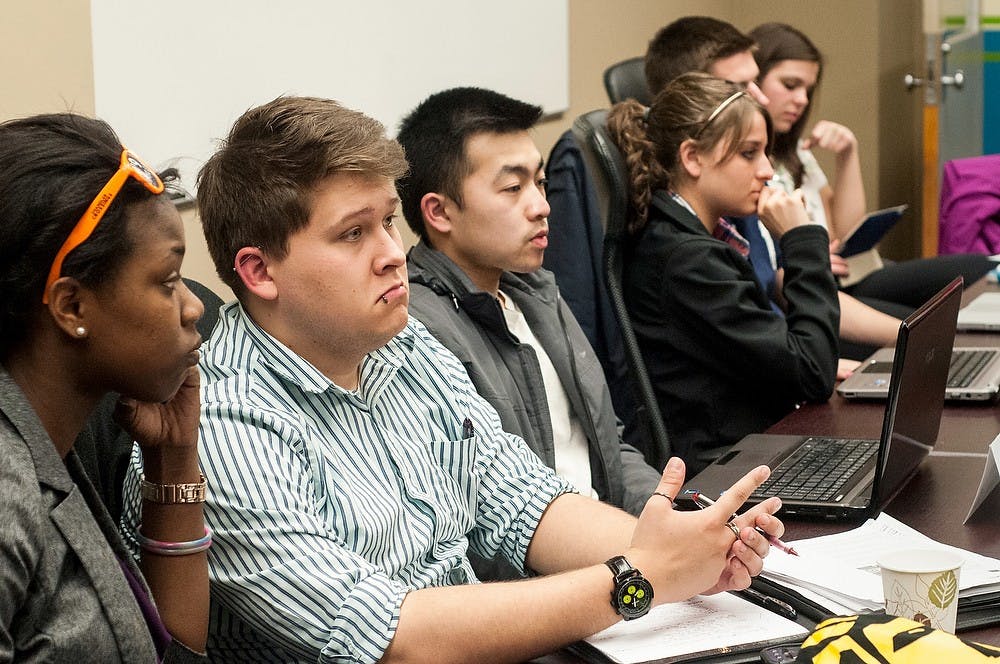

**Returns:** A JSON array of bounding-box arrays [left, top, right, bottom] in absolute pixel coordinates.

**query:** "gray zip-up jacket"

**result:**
[[407, 242, 660, 528]]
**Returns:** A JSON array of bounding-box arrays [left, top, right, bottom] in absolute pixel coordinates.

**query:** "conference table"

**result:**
[[534, 277, 1000, 663]]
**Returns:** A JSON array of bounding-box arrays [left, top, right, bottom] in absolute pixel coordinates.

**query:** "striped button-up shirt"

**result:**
[[122, 302, 572, 663]]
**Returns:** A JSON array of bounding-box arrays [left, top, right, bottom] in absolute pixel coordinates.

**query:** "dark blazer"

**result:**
[[544, 131, 641, 439], [0, 367, 203, 663], [624, 192, 840, 472]]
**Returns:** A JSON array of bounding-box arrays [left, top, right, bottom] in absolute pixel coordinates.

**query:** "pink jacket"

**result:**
[[939, 154, 1000, 255]]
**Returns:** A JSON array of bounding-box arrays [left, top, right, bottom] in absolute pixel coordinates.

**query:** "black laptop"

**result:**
[[678, 277, 963, 521]]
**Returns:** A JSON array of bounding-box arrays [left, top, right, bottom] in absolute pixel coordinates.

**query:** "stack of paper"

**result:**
[[574, 592, 807, 664], [762, 513, 1000, 616]]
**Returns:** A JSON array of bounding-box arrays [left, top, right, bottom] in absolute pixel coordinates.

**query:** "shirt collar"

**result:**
[[669, 191, 697, 217], [228, 302, 417, 395]]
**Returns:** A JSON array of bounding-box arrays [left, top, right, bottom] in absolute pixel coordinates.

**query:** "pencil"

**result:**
[[691, 491, 799, 556]]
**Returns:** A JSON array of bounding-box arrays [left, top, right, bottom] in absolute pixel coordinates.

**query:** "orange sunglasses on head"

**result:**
[[43, 147, 165, 304]]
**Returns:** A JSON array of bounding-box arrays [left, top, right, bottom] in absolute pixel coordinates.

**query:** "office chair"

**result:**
[[603, 56, 651, 106], [571, 109, 671, 469], [76, 278, 225, 522]]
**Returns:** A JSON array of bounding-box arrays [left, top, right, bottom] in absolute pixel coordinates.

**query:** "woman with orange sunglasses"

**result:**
[[0, 114, 208, 662]]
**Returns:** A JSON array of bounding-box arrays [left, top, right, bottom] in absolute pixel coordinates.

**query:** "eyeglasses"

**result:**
[[43, 148, 164, 304]]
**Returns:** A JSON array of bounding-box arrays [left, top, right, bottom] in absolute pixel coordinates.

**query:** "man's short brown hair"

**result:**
[[645, 16, 756, 96], [197, 96, 407, 295]]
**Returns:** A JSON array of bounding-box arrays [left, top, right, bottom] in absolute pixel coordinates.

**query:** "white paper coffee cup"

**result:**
[[877, 548, 963, 633]]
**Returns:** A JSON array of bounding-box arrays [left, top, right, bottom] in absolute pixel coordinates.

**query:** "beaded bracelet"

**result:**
[[136, 525, 213, 556]]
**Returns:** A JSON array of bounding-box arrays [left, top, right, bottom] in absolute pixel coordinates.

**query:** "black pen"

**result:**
[[736, 587, 798, 621], [691, 492, 799, 556]]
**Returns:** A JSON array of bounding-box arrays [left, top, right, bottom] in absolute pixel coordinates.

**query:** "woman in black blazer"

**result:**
[[606, 73, 840, 473], [0, 114, 209, 661]]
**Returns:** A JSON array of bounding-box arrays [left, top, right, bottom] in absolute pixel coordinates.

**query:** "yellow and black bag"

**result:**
[[797, 613, 1000, 663]]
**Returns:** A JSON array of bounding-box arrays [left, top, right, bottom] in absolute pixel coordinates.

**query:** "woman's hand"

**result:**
[[837, 358, 861, 380], [802, 120, 858, 159], [829, 239, 850, 277], [757, 186, 811, 239], [114, 366, 201, 455]]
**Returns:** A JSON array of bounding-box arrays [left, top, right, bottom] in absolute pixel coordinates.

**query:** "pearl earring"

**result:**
[[75, 326, 87, 337]]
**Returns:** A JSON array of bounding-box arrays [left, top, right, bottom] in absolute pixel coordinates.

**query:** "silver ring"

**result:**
[[726, 521, 741, 540], [652, 491, 674, 502]]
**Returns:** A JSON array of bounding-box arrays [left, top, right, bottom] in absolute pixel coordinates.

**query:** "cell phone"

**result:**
[[760, 644, 801, 663]]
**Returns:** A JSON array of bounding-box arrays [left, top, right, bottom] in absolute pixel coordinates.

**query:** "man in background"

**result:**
[[399, 87, 662, 579]]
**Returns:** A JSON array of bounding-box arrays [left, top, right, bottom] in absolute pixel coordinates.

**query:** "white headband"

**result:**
[[696, 90, 746, 136]]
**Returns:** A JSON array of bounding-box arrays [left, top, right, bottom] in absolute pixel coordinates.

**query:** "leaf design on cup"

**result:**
[[928, 570, 958, 609]]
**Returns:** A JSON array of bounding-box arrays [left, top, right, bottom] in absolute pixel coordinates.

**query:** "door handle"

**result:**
[[941, 70, 965, 88], [903, 70, 964, 91]]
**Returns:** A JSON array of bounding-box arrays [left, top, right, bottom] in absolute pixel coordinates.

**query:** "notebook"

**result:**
[[957, 292, 1000, 331], [568, 592, 807, 664], [678, 277, 963, 521], [838, 204, 908, 258], [836, 205, 908, 288], [837, 345, 1000, 401]]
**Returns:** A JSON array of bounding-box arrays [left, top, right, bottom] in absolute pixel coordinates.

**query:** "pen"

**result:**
[[691, 492, 799, 556], [736, 587, 798, 621]]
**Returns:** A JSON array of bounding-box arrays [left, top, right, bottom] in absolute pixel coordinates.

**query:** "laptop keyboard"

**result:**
[[948, 349, 995, 388], [752, 437, 879, 502]]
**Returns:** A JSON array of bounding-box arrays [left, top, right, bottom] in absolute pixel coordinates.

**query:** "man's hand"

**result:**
[[625, 458, 778, 604], [702, 499, 783, 594]]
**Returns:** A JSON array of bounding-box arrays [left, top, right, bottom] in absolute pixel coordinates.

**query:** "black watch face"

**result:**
[[616, 577, 653, 619]]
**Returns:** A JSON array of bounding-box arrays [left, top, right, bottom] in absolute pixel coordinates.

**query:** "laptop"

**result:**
[[837, 345, 1000, 401], [957, 292, 1000, 332], [678, 277, 963, 521]]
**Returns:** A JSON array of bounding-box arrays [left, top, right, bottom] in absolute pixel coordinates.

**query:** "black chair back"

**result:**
[[571, 110, 671, 468], [603, 56, 651, 106]]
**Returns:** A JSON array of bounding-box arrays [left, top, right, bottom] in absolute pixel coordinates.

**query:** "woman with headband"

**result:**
[[0, 113, 208, 661], [607, 72, 839, 473]]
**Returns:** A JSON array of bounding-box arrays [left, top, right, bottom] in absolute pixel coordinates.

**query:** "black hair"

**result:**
[[396, 86, 542, 244], [645, 16, 756, 96], [0, 113, 173, 354]]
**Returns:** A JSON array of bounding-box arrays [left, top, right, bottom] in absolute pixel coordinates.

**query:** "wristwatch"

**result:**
[[605, 555, 653, 620], [140, 473, 207, 504]]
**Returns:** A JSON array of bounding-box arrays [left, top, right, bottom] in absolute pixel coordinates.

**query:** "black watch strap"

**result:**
[[605, 555, 653, 620], [605, 555, 634, 580]]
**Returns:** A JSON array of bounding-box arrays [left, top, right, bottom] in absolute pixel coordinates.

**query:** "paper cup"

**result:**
[[877, 548, 963, 633]]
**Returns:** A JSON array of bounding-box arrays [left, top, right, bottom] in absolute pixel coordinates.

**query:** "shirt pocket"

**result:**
[[422, 434, 479, 532]]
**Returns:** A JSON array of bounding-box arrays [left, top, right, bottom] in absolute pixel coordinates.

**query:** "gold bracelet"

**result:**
[[140, 473, 207, 504]]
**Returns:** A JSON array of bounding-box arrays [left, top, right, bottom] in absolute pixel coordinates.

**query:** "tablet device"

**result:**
[[839, 204, 908, 258]]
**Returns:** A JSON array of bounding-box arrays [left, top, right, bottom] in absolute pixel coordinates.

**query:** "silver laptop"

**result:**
[[957, 292, 1000, 331], [678, 277, 962, 521], [837, 345, 1000, 401]]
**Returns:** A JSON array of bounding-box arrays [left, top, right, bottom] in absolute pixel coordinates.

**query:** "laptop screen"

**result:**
[[870, 277, 963, 512]]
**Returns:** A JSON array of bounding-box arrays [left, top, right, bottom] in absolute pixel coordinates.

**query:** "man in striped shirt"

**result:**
[[140, 95, 785, 664]]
